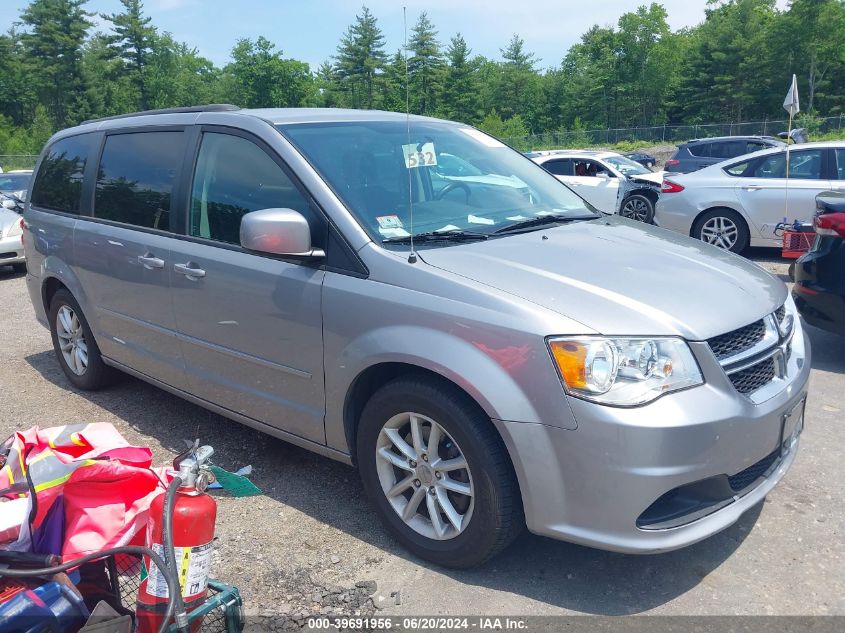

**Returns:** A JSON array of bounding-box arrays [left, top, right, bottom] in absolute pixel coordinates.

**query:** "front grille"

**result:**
[[729, 357, 777, 394], [728, 448, 780, 492], [707, 319, 766, 361]]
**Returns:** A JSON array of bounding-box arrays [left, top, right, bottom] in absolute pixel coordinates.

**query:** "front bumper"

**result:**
[[495, 327, 811, 554], [0, 233, 25, 265]]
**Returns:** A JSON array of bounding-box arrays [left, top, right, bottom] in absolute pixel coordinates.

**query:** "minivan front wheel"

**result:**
[[357, 376, 523, 568], [49, 289, 114, 390]]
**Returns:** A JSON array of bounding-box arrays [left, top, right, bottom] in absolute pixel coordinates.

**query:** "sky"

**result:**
[[0, 0, 791, 70]]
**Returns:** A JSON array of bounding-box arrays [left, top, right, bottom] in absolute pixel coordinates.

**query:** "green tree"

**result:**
[[146, 33, 221, 108], [102, 0, 156, 110], [222, 36, 314, 108], [335, 6, 388, 109], [19, 0, 93, 128], [441, 34, 480, 124], [496, 34, 541, 128], [407, 12, 444, 115]]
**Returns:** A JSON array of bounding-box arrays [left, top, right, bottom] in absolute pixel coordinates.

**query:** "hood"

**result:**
[[419, 217, 786, 340], [629, 170, 665, 186]]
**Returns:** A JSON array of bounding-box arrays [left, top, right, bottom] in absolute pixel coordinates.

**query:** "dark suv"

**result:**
[[666, 136, 785, 173]]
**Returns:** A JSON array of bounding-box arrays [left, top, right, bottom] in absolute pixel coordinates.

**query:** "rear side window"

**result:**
[[94, 132, 185, 231], [30, 134, 96, 213], [752, 149, 823, 180], [543, 159, 574, 176], [687, 143, 710, 157], [189, 132, 314, 245], [709, 141, 743, 159]]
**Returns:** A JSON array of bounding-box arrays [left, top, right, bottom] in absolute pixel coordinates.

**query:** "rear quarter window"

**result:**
[[687, 143, 710, 158], [30, 134, 96, 214]]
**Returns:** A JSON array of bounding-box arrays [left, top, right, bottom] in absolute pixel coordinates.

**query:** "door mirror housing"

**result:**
[[239, 208, 324, 259], [596, 171, 612, 179]]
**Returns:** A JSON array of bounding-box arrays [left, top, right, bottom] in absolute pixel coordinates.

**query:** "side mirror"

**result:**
[[596, 171, 611, 179], [1, 199, 15, 210], [239, 208, 324, 259]]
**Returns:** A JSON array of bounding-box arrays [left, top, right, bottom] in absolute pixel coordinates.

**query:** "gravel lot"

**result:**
[[1, 250, 843, 620]]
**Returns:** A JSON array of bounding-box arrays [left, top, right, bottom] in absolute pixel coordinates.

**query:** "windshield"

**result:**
[[0, 173, 30, 192], [278, 121, 597, 243], [604, 155, 652, 176]]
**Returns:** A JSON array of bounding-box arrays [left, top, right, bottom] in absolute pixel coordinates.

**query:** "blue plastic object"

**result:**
[[0, 581, 90, 633]]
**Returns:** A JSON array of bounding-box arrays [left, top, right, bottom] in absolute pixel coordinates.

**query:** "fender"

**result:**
[[324, 324, 575, 453], [39, 256, 96, 327]]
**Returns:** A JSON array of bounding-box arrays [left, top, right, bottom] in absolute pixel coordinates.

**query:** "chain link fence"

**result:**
[[0, 155, 39, 171], [504, 115, 845, 151]]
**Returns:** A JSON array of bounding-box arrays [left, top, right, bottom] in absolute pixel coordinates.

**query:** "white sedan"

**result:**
[[655, 141, 844, 252], [531, 150, 664, 222]]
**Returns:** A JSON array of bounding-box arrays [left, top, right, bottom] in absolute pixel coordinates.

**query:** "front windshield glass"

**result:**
[[278, 121, 597, 243], [604, 155, 652, 176], [0, 173, 30, 192]]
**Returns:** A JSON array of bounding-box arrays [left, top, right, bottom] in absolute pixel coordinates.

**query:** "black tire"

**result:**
[[357, 375, 524, 568], [48, 289, 114, 390], [11, 263, 26, 274], [620, 193, 655, 223], [692, 208, 750, 254]]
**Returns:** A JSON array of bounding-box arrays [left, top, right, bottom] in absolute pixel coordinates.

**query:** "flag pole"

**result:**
[[784, 110, 792, 222]]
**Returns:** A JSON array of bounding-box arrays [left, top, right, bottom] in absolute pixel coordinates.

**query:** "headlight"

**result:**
[[6, 217, 23, 237], [548, 337, 703, 406]]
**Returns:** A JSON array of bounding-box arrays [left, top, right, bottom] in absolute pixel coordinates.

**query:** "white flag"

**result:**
[[783, 74, 800, 117]]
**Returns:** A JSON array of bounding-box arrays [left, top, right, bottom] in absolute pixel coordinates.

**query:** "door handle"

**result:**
[[174, 262, 206, 279], [744, 186, 764, 191], [138, 254, 165, 269]]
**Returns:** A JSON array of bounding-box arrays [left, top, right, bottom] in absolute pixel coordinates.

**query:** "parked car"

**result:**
[[531, 150, 664, 222], [655, 142, 844, 253], [0, 197, 26, 273], [793, 191, 845, 336], [624, 151, 657, 169], [666, 136, 785, 173], [24, 106, 809, 568], [0, 170, 32, 201]]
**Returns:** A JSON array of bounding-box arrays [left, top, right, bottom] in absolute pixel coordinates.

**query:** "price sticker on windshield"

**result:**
[[402, 142, 437, 169]]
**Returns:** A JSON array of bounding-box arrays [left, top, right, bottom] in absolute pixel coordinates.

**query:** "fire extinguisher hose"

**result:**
[[0, 544, 179, 633], [163, 475, 189, 633]]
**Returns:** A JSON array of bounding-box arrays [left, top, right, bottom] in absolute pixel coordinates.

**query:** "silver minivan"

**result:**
[[23, 106, 810, 568]]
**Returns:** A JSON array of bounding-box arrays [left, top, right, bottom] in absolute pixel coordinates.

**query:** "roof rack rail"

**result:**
[[82, 104, 241, 125]]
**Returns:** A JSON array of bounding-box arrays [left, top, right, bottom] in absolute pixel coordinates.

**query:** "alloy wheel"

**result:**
[[56, 305, 88, 376], [700, 216, 739, 250], [621, 197, 651, 222], [375, 412, 474, 541]]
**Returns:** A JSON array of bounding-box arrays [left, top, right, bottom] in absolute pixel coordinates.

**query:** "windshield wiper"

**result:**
[[493, 214, 596, 234], [382, 229, 489, 244]]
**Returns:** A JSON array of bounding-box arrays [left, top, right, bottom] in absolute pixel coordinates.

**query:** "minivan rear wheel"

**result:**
[[356, 376, 523, 568], [49, 289, 114, 390], [693, 208, 750, 253]]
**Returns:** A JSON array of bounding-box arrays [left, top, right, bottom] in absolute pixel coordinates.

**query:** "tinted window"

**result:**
[[687, 143, 710, 158], [709, 141, 743, 159], [835, 149, 845, 180], [746, 141, 770, 153], [543, 159, 574, 176], [751, 150, 823, 180], [30, 135, 95, 213], [94, 132, 185, 231], [190, 133, 313, 245]]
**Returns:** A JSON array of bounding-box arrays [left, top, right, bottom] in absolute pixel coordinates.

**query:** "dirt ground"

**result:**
[[1, 250, 843, 623]]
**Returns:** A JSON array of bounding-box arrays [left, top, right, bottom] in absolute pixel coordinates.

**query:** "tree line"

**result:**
[[1, 0, 844, 158]]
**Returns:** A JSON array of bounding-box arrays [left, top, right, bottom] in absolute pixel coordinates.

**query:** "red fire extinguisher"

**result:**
[[137, 445, 217, 633]]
